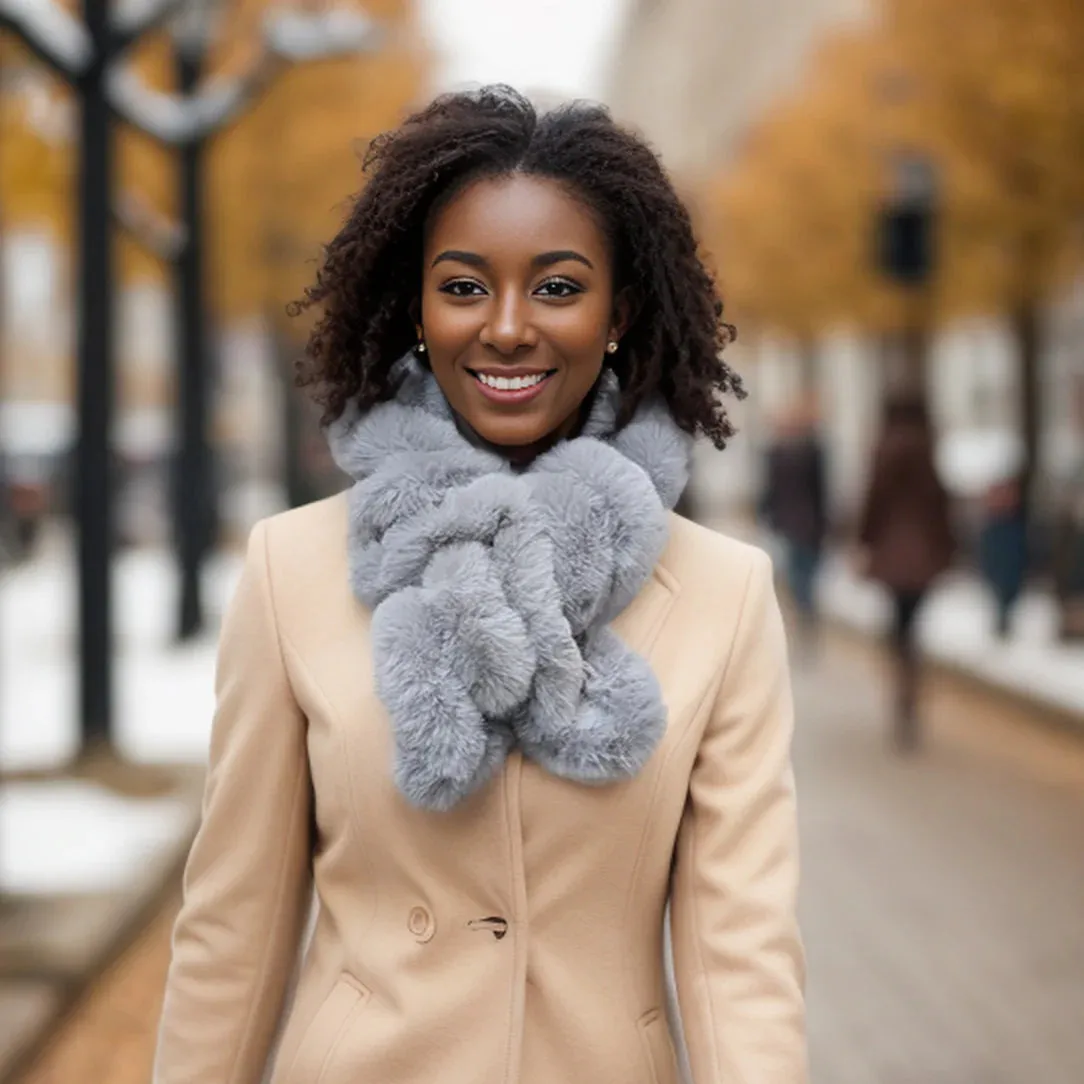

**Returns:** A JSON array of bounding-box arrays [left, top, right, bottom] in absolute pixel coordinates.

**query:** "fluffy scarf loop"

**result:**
[[327, 358, 692, 812]]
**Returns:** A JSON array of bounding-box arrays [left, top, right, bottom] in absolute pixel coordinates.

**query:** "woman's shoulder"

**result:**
[[660, 512, 774, 606], [261, 490, 348, 546], [250, 491, 351, 611]]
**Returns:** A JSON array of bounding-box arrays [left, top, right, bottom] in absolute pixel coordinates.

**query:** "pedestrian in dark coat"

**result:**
[[857, 393, 954, 750], [978, 473, 1028, 638], [762, 403, 829, 649]]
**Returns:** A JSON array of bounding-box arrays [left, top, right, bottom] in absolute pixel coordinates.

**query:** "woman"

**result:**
[[153, 87, 806, 1084], [858, 393, 954, 751]]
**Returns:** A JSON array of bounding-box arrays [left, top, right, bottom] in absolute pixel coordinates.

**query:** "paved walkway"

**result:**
[[19, 894, 179, 1084], [14, 628, 1084, 1084], [794, 634, 1084, 1084]]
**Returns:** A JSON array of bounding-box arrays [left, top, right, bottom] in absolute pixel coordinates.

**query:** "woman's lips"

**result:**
[[467, 368, 556, 405]]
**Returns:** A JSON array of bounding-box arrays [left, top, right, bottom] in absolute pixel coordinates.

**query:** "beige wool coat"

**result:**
[[153, 492, 807, 1084]]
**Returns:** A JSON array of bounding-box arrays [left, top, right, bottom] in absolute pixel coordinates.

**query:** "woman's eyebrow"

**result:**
[[532, 250, 594, 270], [431, 249, 488, 269], [430, 249, 595, 271]]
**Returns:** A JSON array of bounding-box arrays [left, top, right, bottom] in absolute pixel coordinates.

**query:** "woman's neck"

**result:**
[[451, 383, 600, 468]]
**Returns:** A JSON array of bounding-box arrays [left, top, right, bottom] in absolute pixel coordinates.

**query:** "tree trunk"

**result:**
[[881, 320, 930, 405], [1011, 301, 1042, 517], [174, 48, 212, 642]]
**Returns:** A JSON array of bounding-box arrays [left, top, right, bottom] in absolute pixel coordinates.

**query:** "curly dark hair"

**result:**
[[292, 85, 744, 447]]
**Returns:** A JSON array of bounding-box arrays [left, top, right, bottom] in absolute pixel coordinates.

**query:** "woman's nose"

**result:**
[[480, 290, 536, 355]]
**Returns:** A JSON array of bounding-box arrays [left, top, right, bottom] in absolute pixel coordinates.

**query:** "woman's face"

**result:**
[[420, 173, 626, 456]]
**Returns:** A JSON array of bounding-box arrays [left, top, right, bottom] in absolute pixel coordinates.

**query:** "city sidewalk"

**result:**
[[0, 535, 241, 1080], [712, 517, 1084, 725]]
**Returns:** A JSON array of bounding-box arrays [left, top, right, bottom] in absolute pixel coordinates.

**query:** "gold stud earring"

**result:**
[[606, 340, 619, 355]]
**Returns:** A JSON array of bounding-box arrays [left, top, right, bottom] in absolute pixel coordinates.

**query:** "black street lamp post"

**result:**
[[173, 11, 213, 641], [0, 0, 382, 751], [117, 2, 385, 641]]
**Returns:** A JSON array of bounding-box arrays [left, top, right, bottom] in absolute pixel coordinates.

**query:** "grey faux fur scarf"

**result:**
[[327, 357, 692, 812]]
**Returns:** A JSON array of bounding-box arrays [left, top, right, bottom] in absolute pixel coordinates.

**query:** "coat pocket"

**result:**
[[280, 972, 371, 1084], [637, 1007, 679, 1084]]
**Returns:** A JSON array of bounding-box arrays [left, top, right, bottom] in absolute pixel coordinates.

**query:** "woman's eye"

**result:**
[[439, 279, 486, 298], [535, 278, 583, 299]]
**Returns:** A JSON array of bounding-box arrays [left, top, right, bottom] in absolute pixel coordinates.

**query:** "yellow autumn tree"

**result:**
[[705, 33, 911, 350], [115, 30, 178, 285], [707, 1, 1083, 443], [889, 0, 1084, 488], [0, 37, 72, 239], [204, 0, 427, 326], [0, 22, 178, 286]]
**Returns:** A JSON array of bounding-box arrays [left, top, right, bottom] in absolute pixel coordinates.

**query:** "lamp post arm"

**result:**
[[0, 0, 92, 82], [105, 52, 280, 146], [262, 7, 384, 63], [108, 0, 191, 58]]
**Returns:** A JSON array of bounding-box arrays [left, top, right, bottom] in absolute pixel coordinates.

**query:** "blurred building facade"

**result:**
[[608, 0, 870, 181]]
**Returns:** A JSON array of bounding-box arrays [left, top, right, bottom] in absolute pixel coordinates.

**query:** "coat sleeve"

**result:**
[[153, 519, 314, 1084], [670, 551, 808, 1083]]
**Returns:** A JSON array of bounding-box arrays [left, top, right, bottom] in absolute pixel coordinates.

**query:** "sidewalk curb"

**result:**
[[0, 766, 203, 1084]]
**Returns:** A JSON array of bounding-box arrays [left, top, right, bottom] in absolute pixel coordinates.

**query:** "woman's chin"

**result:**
[[473, 418, 552, 452]]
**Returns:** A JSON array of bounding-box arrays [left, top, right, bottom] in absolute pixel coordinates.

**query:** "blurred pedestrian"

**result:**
[[1053, 450, 1084, 641], [977, 470, 1028, 638], [152, 87, 807, 1084], [761, 399, 829, 653], [856, 393, 954, 751]]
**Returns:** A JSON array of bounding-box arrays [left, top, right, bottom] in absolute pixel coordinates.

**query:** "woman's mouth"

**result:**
[[467, 368, 557, 404]]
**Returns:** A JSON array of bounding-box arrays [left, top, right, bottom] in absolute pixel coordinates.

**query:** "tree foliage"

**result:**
[[707, 0, 1084, 338], [0, 0, 425, 310]]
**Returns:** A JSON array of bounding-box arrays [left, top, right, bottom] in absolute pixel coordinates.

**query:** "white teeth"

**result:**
[[477, 372, 547, 391]]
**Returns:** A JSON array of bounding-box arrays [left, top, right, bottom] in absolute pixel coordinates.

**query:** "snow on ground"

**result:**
[[1, 536, 242, 771], [817, 559, 1084, 719], [0, 779, 192, 895], [725, 517, 1084, 721], [1, 537, 242, 895]]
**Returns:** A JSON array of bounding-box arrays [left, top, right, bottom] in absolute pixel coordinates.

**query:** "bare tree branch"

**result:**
[[106, 7, 384, 147], [261, 7, 383, 63], [0, 0, 92, 81], [114, 189, 187, 261], [108, 0, 190, 58], [106, 55, 278, 146]]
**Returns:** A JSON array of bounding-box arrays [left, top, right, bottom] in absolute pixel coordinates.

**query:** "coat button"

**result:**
[[408, 906, 435, 943]]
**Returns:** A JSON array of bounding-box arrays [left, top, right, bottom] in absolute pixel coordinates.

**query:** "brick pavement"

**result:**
[[15, 635, 1084, 1084]]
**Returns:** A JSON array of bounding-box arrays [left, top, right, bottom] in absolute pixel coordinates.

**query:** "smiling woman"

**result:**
[[152, 85, 808, 1084], [292, 85, 743, 452]]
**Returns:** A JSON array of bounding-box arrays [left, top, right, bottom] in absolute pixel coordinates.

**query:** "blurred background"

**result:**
[[0, 0, 1082, 1082]]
